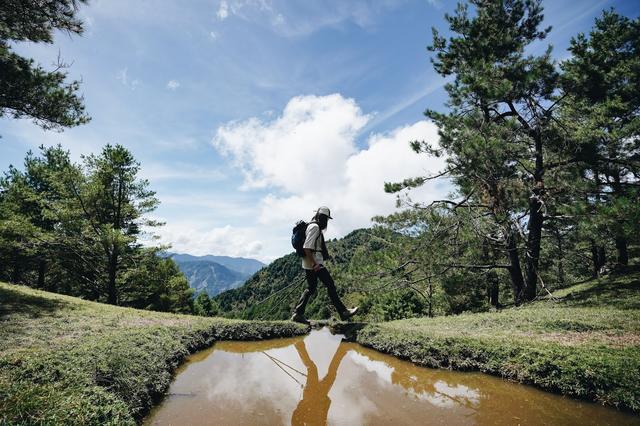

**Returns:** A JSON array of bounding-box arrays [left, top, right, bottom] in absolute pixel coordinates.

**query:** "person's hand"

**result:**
[[313, 263, 322, 272]]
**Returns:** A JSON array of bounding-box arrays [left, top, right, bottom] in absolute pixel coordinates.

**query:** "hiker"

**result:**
[[291, 206, 358, 324]]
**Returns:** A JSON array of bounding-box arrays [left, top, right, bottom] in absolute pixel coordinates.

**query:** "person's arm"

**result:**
[[303, 224, 322, 271], [304, 248, 321, 271]]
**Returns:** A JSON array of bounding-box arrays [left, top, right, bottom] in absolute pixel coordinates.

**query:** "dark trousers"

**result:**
[[294, 267, 347, 316]]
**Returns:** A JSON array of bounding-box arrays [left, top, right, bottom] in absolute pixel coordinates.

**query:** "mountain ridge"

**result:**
[[166, 253, 265, 297]]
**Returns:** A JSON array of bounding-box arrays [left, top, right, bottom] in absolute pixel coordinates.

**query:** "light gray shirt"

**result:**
[[302, 222, 324, 270]]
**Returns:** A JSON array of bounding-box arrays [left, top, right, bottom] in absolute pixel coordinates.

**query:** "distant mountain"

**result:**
[[167, 253, 265, 297], [169, 253, 264, 276], [177, 260, 248, 297]]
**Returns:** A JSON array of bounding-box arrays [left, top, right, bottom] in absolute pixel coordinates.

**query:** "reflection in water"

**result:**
[[145, 328, 638, 426], [292, 339, 348, 425]]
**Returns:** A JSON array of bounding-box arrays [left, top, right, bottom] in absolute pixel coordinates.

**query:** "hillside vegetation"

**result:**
[[214, 227, 562, 321], [353, 270, 640, 412], [0, 282, 306, 425]]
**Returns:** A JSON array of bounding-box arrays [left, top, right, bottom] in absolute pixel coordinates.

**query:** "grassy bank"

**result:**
[[0, 282, 307, 425], [354, 270, 640, 413]]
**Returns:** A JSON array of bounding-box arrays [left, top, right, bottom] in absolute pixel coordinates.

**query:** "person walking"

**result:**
[[291, 206, 358, 324]]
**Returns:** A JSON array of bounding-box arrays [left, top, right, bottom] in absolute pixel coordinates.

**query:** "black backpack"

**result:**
[[292, 220, 311, 257], [292, 220, 329, 258]]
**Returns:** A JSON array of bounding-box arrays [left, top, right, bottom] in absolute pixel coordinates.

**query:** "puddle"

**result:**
[[145, 328, 638, 425]]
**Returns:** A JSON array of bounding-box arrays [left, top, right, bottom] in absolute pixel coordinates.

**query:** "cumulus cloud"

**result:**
[[214, 94, 369, 192], [156, 222, 264, 258], [166, 79, 180, 90], [212, 94, 448, 243]]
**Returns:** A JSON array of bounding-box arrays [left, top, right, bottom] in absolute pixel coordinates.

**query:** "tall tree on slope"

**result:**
[[388, 0, 571, 303], [72, 144, 161, 305], [560, 10, 640, 270]]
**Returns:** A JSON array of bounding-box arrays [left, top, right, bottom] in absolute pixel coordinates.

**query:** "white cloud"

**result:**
[[155, 222, 264, 259], [209, 1, 407, 38], [166, 79, 180, 90], [214, 94, 369, 192], [212, 94, 449, 247], [217, 0, 229, 20]]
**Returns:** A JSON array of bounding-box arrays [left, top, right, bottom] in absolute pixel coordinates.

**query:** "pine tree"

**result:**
[[560, 10, 640, 270], [0, 0, 90, 130]]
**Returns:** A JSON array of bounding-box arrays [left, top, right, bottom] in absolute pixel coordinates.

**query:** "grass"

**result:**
[[3, 271, 639, 422], [0, 282, 307, 425], [353, 270, 640, 413]]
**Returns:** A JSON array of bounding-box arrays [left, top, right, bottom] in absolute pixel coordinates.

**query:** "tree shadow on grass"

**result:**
[[0, 285, 74, 318], [558, 271, 640, 310]]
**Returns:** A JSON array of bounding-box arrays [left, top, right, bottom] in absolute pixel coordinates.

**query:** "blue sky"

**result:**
[[1, 0, 638, 262]]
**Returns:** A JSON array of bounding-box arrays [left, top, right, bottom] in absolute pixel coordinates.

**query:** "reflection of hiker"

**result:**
[[291, 339, 349, 425], [291, 206, 358, 324]]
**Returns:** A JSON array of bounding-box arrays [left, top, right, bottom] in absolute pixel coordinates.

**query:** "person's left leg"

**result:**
[[293, 269, 318, 317], [316, 267, 347, 315]]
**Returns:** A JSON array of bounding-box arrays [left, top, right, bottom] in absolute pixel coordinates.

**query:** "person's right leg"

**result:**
[[293, 269, 317, 317]]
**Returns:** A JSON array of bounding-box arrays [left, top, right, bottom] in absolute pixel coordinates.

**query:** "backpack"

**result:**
[[292, 220, 311, 257], [291, 220, 329, 258]]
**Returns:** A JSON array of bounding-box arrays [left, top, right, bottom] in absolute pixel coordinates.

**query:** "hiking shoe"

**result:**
[[290, 313, 310, 325], [339, 307, 359, 321]]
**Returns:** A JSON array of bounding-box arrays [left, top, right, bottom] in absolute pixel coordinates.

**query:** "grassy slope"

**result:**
[[0, 283, 307, 425], [354, 270, 640, 412]]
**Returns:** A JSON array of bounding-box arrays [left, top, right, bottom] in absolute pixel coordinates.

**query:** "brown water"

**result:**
[[145, 328, 638, 426]]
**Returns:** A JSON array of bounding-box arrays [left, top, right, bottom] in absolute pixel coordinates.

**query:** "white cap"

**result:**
[[316, 206, 333, 219]]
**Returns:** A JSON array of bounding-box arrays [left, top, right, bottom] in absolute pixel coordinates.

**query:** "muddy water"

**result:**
[[145, 328, 638, 426]]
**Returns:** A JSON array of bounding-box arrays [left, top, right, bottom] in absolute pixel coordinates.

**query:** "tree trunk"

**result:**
[[488, 272, 499, 308], [611, 172, 629, 268], [590, 240, 606, 277], [483, 239, 500, 308], [427, 277, 433, 318], [555, 229, 565, 286], [505, 228, 525, 305], [37, 259, 47, 289], [107, 249, 118, 305], [12, 262, 23, 284], [524, 133, 545, 302], [615, 236, 629, 268]]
